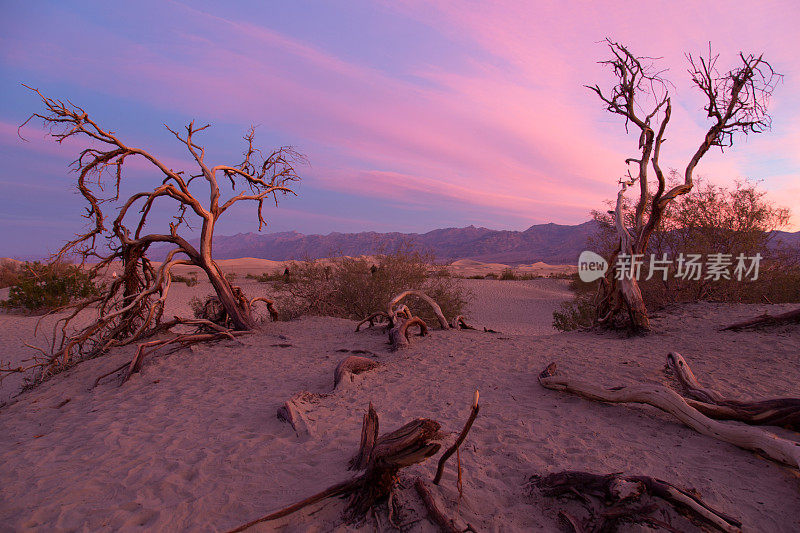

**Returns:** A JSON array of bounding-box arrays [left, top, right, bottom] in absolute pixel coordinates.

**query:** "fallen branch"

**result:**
[[414, 477, 462, 533], [538, 363, 800, 469], [666, 352, 800, 431], [722, 307, 800, 331], [531, 471, 742, 533], [434, 390, 480, 485], [277, 391, 323, 437]]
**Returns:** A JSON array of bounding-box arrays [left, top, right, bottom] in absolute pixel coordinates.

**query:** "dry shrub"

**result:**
[[0, 259, 21, 289], [277, 249, 469, 322]]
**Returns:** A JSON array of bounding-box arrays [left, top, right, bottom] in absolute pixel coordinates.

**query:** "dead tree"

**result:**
[[589, 40, 780, 332], [722, 307, 800, 331], [531, 471, 742, 532], [538, 363, 800, 469], [665, 352, 800, 430], [12, 87, 303, 382]]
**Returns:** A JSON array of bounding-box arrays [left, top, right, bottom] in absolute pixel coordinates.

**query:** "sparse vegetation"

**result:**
[[172, 273, 199, 287], [1, 261, 99, 313], [0, 259, 21, 289], [275, 249, 469, 323]]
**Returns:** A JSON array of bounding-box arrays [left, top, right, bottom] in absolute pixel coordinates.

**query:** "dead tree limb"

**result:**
[[389, 316, 428, 349], [531, 471, 742, 533], [450, 315, 476, 330], [334, 356, 379, 389], [414, 478, 462, 533], [249, 297, 278, 321], [355, 312, 389, 332], [388, 290, 450, 329], [538, 363, 800, 468], [277, 391, 323, 437], [665, 352, 800, 431], [349, 403, 379, 470], [722, 307, 800, 331], [230, 406, 443, 531], [434, 390, 480, 485]]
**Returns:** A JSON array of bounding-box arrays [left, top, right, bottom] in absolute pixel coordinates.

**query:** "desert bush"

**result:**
[[0, 259, 21, 289], [172, 272, 198, 287], [247, 271, 284, 283], [1, 261, 99, 313], [499, 268, 517, 280], [555, 179, 798, 330], [278, 249, 469, 323]]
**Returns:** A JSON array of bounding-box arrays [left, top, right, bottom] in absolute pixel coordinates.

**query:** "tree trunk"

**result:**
[[620, 276, 650, 332], [203, 261, 255, 330]]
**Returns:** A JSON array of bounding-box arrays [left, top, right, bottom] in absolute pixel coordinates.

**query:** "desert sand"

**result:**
[[0, 260, 798, 532]]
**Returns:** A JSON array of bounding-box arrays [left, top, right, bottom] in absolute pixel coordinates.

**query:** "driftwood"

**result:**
[[249, 297, 278, 321], [666, 352, 800, 431], [334, 356, 380, 389], [388, 290, 450, 330], [538, 363, 800, 469], [230, 406, 443, 531], [277, 391, 323, 437], [355, 311, 389, 332], [349, 403, 379, 470], [434, 390, 480, 485], [722, 307, 800, 331], [389, 316, 429, 349], [531, 471, 742, 533], [450, 315, 476, 330], [414, 478, 463, 533]]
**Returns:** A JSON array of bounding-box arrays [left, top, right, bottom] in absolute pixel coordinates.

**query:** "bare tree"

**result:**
[[14, 87, 304, 380], [589, 39, 780, 331]]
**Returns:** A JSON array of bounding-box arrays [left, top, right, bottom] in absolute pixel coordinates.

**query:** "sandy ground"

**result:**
[[0, 271, 798, 531]]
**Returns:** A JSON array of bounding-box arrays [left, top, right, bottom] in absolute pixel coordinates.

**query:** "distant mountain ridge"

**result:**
[[175, 221, 601, 265], [179, 222, 799, 265]]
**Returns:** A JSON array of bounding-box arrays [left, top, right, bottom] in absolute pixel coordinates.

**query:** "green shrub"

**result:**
[[1, 261, 99, 312], [499, 268, 517, 280], [552, 292, 596, 331], [246, 271, 284, 283]]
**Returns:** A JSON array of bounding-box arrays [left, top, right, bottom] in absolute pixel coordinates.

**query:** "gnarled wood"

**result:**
[[334, 356, 380, 389], [414, 478, 462, 533], [249, 297, 278, 321], [277, 391, 323, 437], [389, 316, 428, 349], [532, 471, 742, 533], [230, 406, 444, 531], [538, 363, 800, 468], [434, 390, 480, 485], [722, 307, 800, 331], [666, 352, 800, 431], [355, 311, 389, 332], [450, 315, 476, 330], [349, 403, 379, 470], [388, 290, 450, 329]]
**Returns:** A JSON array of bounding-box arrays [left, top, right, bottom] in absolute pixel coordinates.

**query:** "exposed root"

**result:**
[[414, 478, 463, 533], [389, 316, 428, 349], [531, 471, 742, 533], [249, 297, 278, 321], [334, 356, 380, 389], [277, 391, 324, 438], [665, 352, 800, 431], [538, 363, 800, 469], [450, 315, 476, 330], [388, 290, 450, 330], [355, 312, 389, 332]]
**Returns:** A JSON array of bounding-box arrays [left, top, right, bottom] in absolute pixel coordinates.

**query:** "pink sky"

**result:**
[[0, 1, 798, 255]]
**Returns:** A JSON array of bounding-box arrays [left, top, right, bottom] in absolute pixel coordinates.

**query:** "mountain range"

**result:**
[[168, 221, 798, 265], [178, 221, 599, 265]]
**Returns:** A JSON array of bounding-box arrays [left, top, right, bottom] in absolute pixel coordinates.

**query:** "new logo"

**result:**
[[578, 250, 608, 282]]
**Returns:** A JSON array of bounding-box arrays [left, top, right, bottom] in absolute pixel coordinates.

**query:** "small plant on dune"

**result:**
[[172, 273, 198, 287], [1, 261, 99, 313], [246, 271, 284, 283], [499, 268, 517, 280]]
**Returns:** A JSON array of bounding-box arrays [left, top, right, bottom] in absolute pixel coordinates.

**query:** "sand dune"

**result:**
[[0, 279, 798, 531]]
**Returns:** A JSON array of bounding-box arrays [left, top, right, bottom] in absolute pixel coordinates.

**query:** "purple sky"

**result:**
[[1, 1, 798, 257]]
